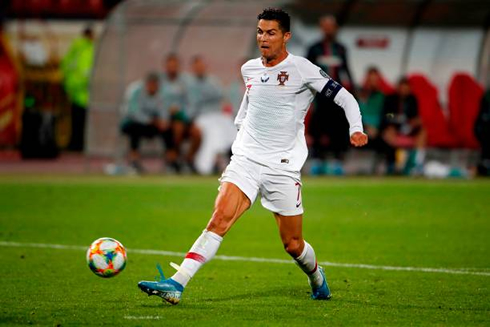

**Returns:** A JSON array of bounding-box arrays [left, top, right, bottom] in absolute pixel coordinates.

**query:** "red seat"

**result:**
[[407, 74, 457, 148], [0, 42, 19, 146], [25, 0, 52, 13], [447, 73, 484, 149]]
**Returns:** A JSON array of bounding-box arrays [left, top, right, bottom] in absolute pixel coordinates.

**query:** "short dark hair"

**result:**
[[191, 55, 204, 64], [165, 53, 179, 62], [398, 77, 409, 86], [146, 72, 160, 83], [83, 25, 93, 38], [257, 8, 290, 33]]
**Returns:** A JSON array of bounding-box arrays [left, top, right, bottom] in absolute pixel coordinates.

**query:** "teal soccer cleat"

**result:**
[[138, 264, 184, 305], [311, 266, 332, 300]]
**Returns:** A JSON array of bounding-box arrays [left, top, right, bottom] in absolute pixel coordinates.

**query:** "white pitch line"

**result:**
[[1, 241, 490, 277]]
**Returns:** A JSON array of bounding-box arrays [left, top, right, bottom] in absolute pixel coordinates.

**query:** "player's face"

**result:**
[[257, 19, 290, 61], [398, 82, 411, 97], [166, 58, 180, 76], [320, 17, 337, 39], [366, 71, 380, 90], [192, 59, 206, 78], [146, 79, 159, 95]]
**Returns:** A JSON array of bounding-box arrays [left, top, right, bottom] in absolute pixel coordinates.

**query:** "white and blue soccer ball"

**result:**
[[87, 237, 127, 278]]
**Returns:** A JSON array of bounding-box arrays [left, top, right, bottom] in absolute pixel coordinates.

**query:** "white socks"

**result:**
[[170, 232, 323, 290], [171, 230, 223, 287], [294, 241, 324, 288]]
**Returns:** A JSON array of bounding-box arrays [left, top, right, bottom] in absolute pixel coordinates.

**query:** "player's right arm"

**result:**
[[234, 64, 250, 131], [234, 93, 248, 131]]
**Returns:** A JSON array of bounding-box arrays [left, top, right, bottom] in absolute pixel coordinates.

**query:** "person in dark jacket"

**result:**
[[306, 15, 354, 175], [475, 90, 490, 176]]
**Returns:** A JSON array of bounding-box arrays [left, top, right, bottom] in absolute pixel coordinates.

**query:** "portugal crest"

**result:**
[[277, 71, 289, 86]]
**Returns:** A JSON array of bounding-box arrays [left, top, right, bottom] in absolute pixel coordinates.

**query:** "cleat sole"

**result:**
[[138, 283, 181, 305], [312, 294, 332, 300]]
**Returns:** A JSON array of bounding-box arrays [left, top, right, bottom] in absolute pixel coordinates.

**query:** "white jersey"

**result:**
[[232, 53, 363, 172]]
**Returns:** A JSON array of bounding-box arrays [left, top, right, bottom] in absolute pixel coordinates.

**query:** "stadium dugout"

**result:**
[[1, 0, 490, 176]]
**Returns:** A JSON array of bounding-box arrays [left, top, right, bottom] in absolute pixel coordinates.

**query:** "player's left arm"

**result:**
[[298, 58, 367, 147], [329, 84, 368, 147]]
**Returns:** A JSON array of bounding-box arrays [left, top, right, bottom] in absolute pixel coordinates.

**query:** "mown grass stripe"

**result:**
[[2, 241, 490, 277]]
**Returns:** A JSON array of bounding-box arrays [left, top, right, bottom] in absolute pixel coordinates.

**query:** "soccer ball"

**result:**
[[87, 237, 127, 278]]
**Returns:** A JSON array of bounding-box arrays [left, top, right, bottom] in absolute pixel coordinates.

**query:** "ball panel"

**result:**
[[99, 240, 118, 251], [91, 254, 109, 270], [112, 253, 126, 270]]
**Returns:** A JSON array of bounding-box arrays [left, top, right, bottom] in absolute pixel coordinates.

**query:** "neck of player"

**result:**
[[262, 49, 289, 67]]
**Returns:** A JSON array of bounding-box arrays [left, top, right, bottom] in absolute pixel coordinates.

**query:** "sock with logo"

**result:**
[[170, 230, 223, 287]]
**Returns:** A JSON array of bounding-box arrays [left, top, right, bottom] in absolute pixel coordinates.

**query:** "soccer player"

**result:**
[[138, 8, 368, 304]]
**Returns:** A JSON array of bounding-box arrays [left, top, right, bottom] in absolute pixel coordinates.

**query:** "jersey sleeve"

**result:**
[[296, 57, 342, 101], [235, 64, 249, 130], [296, 57, 363, 136], [234, 93, 248, 130], [333, 88, 364, 135]]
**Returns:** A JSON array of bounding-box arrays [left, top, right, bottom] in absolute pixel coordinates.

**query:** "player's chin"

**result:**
[[260, 47, 273, 55]]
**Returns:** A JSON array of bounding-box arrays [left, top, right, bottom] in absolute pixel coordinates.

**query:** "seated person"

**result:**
[[186, 55, 236, 175], [120, 72, 179, 173], [475, 89, 490, 176], [358, 67, 385, 142], [380, 77, 426, 174]]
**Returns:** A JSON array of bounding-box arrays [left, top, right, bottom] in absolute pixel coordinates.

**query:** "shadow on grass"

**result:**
[[203, 286, 309, 303], [136, 286, 312, 309]]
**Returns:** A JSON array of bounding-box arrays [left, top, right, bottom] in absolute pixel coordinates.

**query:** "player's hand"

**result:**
[[350, 132, 368, 147]]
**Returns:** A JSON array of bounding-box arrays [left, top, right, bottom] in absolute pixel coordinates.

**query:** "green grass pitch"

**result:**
[[0, 175, 489, 326]]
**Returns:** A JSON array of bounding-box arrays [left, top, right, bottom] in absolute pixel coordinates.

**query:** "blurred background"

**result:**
[[0, 0, 489, 178]]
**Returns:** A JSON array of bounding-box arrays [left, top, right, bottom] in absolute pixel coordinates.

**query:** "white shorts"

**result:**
[[219, 155, 303, 216]]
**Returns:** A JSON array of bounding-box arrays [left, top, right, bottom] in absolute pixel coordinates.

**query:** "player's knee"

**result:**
[[284, 237, 303, 258]]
